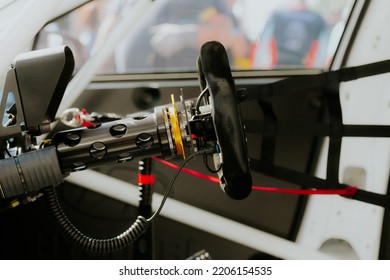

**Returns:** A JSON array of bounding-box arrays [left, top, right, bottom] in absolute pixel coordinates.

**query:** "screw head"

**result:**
[[89, 142, 107, 159]]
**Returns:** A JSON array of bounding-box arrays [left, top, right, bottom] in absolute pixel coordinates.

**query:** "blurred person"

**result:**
[[115, 0, 249, 72], [251, 0, 328, 68]]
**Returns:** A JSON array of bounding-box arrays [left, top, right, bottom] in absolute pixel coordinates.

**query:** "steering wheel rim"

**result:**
[[198, 41, 252, 200]]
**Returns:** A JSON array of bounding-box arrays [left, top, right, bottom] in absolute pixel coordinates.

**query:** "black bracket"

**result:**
[[245, 60, 390, 208], [0, 46, 74, 151]]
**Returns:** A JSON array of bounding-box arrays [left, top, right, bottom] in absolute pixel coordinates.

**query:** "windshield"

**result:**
[[34, 0, 354, 74]]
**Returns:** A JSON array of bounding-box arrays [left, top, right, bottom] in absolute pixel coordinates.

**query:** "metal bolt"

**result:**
[[71, 162, 86, 172], [110, 124, 127, 138], [89, 142, 107, 159], [135, 133, 154, 150], [117, 153, 134, 163], [64, 133, 81, 147], [236, 88, 248, 103]]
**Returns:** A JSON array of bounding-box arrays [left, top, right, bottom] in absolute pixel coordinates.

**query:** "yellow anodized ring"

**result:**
[[169, 94, 186, 159]]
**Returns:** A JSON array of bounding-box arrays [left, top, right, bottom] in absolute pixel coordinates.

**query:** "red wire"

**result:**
[[251, 185, 357, 196], [150, 156, 358, 197], [151, 156, 219, 184]]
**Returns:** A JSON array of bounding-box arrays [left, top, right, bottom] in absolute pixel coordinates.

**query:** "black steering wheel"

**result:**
[[198, 41, 252, 200]]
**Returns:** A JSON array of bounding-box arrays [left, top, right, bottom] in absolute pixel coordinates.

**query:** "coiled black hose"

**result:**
[[44, 186, 148, 253], [44, 150, 209, 254]]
